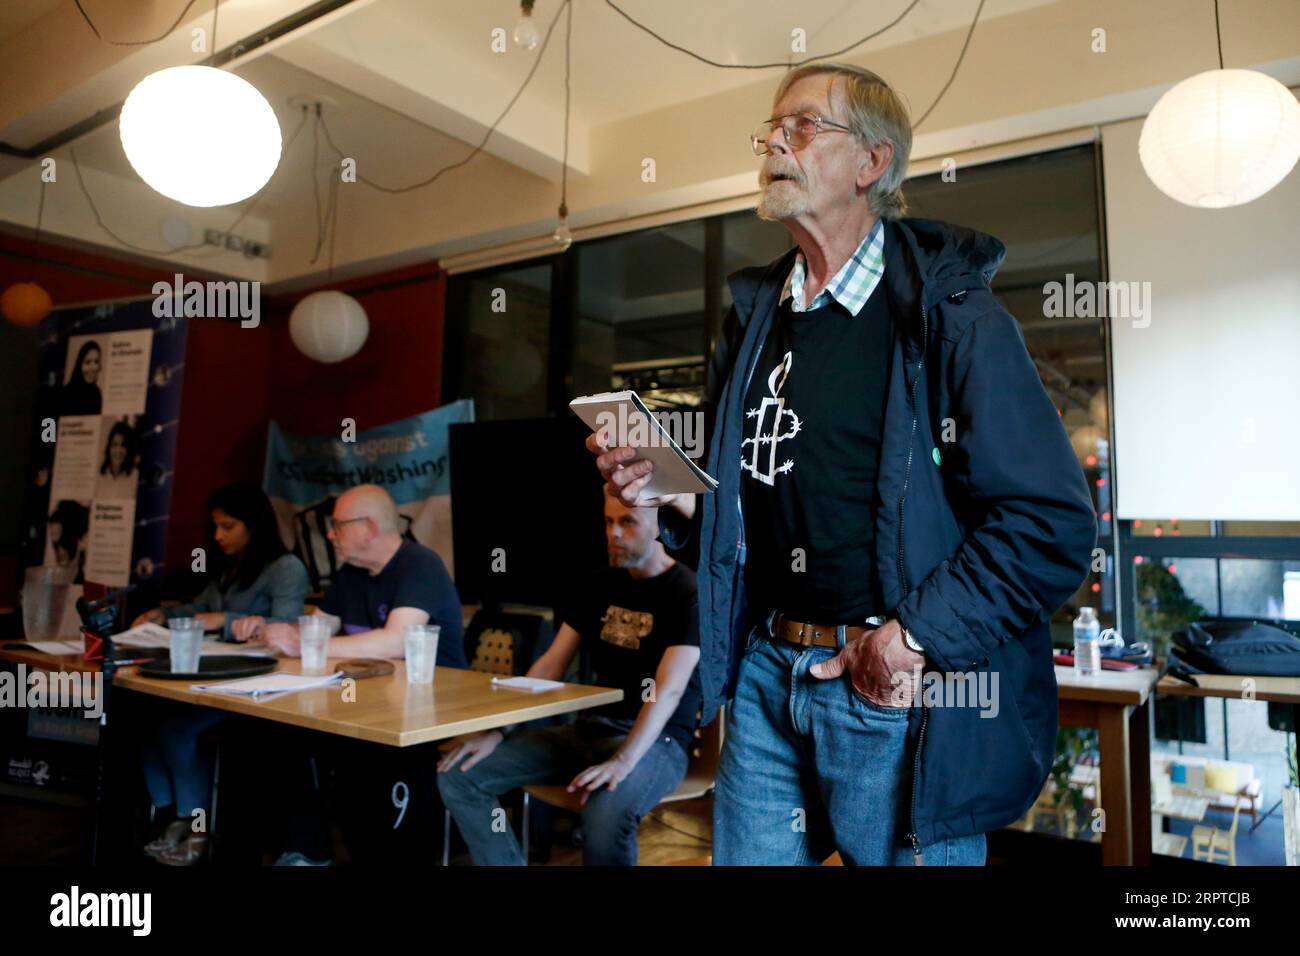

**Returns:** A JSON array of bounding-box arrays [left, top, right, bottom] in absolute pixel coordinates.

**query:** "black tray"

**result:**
[[138, 654, 279, 680]]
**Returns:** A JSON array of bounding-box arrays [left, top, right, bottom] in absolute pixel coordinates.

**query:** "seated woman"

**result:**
[[133, 482, 307, 640], [131, 482, 309, 866]]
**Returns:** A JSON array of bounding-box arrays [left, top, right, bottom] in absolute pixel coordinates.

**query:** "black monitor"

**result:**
[[449, 417, 607, 607]]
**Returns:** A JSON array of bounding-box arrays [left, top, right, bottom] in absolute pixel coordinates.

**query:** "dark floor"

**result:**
[[5, 787, 1280, 867]]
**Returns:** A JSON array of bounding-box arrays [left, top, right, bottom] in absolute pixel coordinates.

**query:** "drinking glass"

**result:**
[[404, 624, 439, 685]]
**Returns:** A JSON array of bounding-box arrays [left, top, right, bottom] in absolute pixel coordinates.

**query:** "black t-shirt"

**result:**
[[319, 539, 467, 669], [739, 280, 893, 623], [560, 562, 701, 749]]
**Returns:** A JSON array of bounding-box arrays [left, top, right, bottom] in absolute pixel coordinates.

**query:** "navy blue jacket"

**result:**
[[658, 217, 1097, 850]]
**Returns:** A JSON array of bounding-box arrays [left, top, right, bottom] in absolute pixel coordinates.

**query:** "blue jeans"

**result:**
[[712, 623, 986, 866], [438, 716, 688, 866], [137, 701, 228, 818]]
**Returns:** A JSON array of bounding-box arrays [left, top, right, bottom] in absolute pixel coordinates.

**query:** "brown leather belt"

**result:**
[[769, 611, 886, 648]]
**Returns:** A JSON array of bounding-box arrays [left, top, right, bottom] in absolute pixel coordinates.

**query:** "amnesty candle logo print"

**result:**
[[600, 606, 654, 650], [742, 351, 802, 486]]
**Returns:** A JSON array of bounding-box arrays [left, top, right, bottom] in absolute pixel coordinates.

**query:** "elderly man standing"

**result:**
[[589, 63, 1095, 865]]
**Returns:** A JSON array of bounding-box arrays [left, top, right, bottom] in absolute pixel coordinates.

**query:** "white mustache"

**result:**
[[761, 165, 803, 186]]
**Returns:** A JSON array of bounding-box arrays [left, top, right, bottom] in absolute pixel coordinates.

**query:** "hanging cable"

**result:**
[[315, 0, 571, 193], [74, 0, 206, 46], [912, 0, 985, 129], [557, 0, 572, 221], [601, 0, 923, 69], [1213, 0, 1224, 69]]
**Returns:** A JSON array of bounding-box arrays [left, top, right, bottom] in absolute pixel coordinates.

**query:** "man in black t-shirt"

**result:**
[[255, 484, 465, 865], [257, 484, 465, 667], [437, 493, 701, 866]]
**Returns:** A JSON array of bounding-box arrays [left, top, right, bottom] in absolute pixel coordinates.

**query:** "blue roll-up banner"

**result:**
[[263, 399, 474, 581]]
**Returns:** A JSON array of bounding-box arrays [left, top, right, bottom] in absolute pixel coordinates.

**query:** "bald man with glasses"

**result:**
[[246, 484, 465, 667]]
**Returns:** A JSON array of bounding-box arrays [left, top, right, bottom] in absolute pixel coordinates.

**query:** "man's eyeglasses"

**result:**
[[325, 515, 370, 532], [751, 112, 854, 156]]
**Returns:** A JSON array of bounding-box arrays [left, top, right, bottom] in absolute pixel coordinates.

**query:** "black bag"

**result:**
[[1171, 619, 1300, 677]]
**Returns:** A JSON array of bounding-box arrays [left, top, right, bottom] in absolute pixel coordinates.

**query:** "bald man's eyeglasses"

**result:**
[[325, 515, 370, 532], [751, 112, 853, 156]]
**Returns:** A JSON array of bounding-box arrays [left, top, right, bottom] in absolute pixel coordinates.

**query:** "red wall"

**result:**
[[266, 263, 446, 434], [166, 262, 447, 567], [1, 233, 447, 579]]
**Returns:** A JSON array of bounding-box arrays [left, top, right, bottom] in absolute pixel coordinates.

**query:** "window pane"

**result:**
[[1220, 521, 1300, 537], [1129, 519, 1213, 537], [1131, 556, 1214, 656], [1220, 559, 1300, 619], [458, 263, 550, 419], [574, 222, 707, 408]]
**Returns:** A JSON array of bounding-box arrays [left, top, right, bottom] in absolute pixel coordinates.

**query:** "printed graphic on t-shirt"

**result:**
[[600, 605, 654, 650], [741, 351, 802, 486]]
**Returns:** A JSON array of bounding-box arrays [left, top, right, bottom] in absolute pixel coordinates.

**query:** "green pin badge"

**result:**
[[932, 447, 942, 466]]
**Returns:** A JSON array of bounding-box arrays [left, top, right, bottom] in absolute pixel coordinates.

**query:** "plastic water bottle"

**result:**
[[1073, 607, 1101, 676]]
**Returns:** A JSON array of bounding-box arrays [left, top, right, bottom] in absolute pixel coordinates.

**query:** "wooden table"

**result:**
[[1056, 664, 1160, 865], [1, 645, 623, 746], [1156, 671, 1300, 706], [1153, 794, 1210, 822], [117, 659, 622, 746], [1152, 832, 1188, 858], [2, 643, 624, 862]]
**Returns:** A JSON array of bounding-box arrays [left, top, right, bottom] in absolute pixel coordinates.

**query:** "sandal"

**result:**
[[157, 833, 209, 867], [143, 820, 190, 860]]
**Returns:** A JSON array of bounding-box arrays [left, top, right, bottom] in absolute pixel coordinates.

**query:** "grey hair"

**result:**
[[773, 62, 912, 219]]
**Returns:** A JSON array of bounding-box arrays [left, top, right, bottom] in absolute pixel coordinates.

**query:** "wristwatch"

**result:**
[[901, 624, 924, 654]]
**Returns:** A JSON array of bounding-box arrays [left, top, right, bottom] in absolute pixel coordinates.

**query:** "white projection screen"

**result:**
[[1102, 112, 1300, 521]]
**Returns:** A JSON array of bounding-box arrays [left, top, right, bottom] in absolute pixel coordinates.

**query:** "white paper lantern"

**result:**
[[119, 66, 282, 207], [1139, 69, 1300, 209], [289, 291, 369, 363]]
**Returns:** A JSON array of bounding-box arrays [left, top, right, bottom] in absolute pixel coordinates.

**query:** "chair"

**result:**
[[1191, 800, 1242, 865], [292, 498, 338, 593], [461, 608, 554, 677], [519, 706, 725, 864]]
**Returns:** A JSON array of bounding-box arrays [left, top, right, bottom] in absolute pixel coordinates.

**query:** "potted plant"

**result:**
[[1134, 561, 1204, 661], [1049, 726, 1098, 838]]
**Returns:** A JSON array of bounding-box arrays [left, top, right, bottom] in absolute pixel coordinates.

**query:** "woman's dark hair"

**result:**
[[100, 421, 140, 476], [69, 340, 102, 386], [206, 482, 288, 591], [48, 499, 90, 562]]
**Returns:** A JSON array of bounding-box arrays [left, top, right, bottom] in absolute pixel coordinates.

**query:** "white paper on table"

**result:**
[[112, 623, 173, 648], [491, 676, 565, 693], [199, 640, 278, 656], [24, 640, 84, 654], [191, 671, 343, 697]]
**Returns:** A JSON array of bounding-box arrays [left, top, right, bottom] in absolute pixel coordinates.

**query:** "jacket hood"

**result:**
[[896, 216, 1006, 287]]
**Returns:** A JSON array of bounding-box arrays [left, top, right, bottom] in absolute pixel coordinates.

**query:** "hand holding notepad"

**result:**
[[571, 390, 717, 501]]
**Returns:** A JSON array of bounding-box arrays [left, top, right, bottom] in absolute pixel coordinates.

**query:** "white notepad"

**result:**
[[192, 672, 343, 697], [113, 623, 174, 648], [570, 390, 717, 499], [491, 676, 565, 694]]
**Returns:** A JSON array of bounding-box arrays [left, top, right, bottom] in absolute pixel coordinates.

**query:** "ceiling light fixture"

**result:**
[[1139, 0, 1300, 208], [120, 65, 283, 207], [513, 0, 540, 50]]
